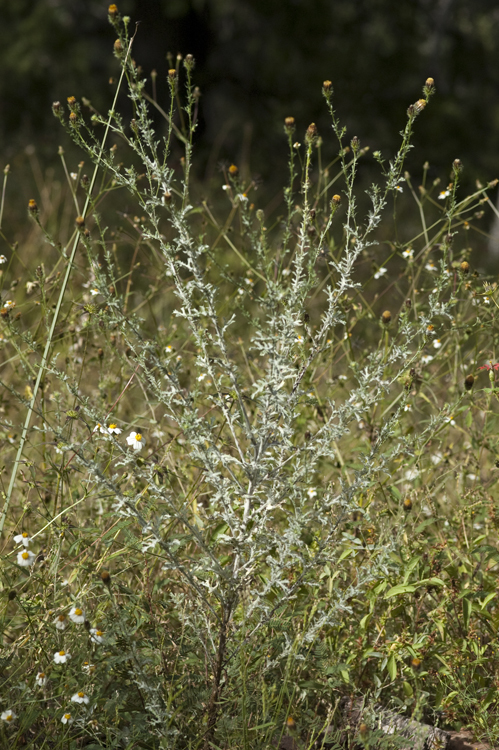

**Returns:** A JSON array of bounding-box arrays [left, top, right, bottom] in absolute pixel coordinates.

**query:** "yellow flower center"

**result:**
[[64, 713, 71, 720], [135, 433, 142, 441], [22, 552, 29, 560], [39, 672, 45, 678], [74, 608, 82, 616], [58, 615, 66, 622], [78, 692, 85, 698], [96, 630, 103, 636], [22, 532, 28, 538], [109, 424, 117, 430], [59, 650, 65, 656]]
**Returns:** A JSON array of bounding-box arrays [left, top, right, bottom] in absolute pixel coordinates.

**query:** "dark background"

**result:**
[[2, 0, 499, 191]]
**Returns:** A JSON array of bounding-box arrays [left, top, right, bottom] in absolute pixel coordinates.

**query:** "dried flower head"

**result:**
[[75, 216, 85, 229], [464, 374, 474, 391], [305, 123, 318, 145]]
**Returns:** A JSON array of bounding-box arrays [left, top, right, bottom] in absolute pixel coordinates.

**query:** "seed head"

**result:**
[[460, 261, 469, 274], [381, 310, 392, 324], [464, 374, 474, 391], [405, 298, 412, 309]]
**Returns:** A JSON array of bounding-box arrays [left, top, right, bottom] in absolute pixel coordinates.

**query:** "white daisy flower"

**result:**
[[90, 288, 99, 296], [446, 416, 456, 426], [1, 709, 16, 723], [69, 606, 85, 624], [90, 628, 104, 645], [126, 431, 146, 452], [484, 296, 491, 304], [14, 532, 31, 547], [374, 267, 387, 279], [394, 185, 403, 193], [165, 345, 173, 353], [433, 339, 442, 349], [61, 712, 73, 724], [17, 549, 35, 567], [54, 649, 71, 664], [107, 423, 122, 435], [307, 489, 317, 499], [71, 691, 89, 705], [404, 404, 412, 412], [438, 189, 450, 200], [35, 671, 47, 687], [421, 355, 433, 364], [93, 423, 107, 434], [237, 193, 248, 203], [54, 614, 68, 631], [0, 255, 7, 264], [82, 662, 95, 675], [402, 248, 413, 259], [197, 373, 207, 381], [425, 262, 436, 272]]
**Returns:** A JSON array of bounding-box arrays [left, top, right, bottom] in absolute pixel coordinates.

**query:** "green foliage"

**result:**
[[0, 10, 499, 750]]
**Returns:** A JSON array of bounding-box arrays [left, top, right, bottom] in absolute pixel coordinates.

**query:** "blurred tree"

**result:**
[[2, 0, 499, 187]]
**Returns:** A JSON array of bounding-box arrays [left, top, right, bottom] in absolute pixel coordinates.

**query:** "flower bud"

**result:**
[[108, 4, 118, 18], [114, 39, 123, 57], [284, 116, 295, 134], [331, 195, 341, 207], [28, 199, 38, 214], [183, 54, 195, 71], [350, 135, 360, 152], [403, 497, 412, 512], [228, 164, 239, 176], [381, 310, 392, 325], [75, 216, 85, 229], [460, 261, 469, 274]]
